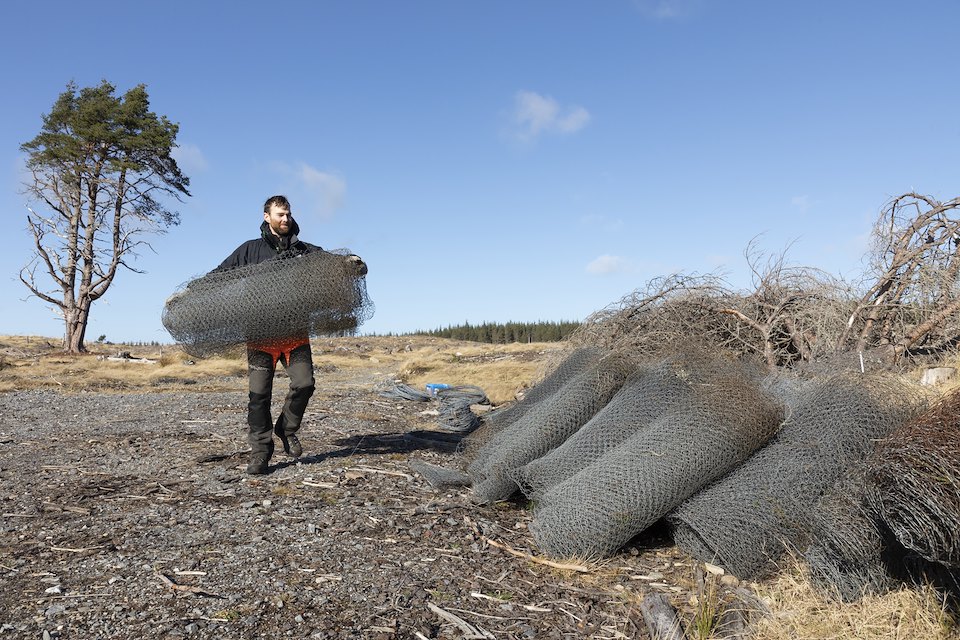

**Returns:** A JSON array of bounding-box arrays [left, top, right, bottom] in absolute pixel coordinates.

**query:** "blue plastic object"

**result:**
[[425, 383, 451, 396]]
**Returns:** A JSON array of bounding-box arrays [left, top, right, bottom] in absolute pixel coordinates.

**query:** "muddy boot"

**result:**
[[247, 442, 274, 475], [274, 415, 302, 458]]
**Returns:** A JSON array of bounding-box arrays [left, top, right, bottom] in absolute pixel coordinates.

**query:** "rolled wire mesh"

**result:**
[[759, 370, 814, 415], [468, 353, 635, 504], [669, 373, 930, 580], [408, 460, 471, 489], [866, 390, 960, 567], [803, 466, 898, 602], [513, 350, 766, 500], [162, 249, 374, 357], [459, 346, 605, 465], [378, 382, 432, 402], [436, 385, 489, 434], [528, 373, 783, 559]]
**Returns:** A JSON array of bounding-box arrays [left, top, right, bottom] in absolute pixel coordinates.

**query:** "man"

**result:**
[[216, 195, 366, 475]]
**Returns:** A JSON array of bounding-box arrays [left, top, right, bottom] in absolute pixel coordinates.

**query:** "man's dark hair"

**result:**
[[263, 195, 291, 213]]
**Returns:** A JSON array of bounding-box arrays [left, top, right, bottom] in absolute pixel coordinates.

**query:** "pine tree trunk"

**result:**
[[63, 301, 90, 353]]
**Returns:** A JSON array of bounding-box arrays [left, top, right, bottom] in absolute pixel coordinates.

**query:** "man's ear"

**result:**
[[263, 211, 270, 223]]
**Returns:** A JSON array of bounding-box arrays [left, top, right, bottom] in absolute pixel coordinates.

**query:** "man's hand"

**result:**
[[346, 254, 368, 276]]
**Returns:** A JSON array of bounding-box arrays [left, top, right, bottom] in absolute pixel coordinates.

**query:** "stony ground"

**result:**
[[0, 363, 743, 639]]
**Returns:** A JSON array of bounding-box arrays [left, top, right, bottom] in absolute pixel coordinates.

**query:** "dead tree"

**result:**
[[712, 242, 848, 368], [838, 193, 960, 362]]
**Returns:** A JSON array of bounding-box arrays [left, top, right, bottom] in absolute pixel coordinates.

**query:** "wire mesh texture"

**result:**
[[513, 349, 768, 500], [378, 382, 432, 402], [436, 385, 489, 434], [527, 357, 783, 559], [467, 352, 635, 504], [162, 249, 373, 357], [803, 465, 899, 602], [669, 372, 930, 580], [408, 460, 472, 489], [866, 389, 960, 568], [459, 346, 606, 466]]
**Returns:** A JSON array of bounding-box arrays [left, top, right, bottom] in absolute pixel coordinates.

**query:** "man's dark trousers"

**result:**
[[246, 343, 315, 456]]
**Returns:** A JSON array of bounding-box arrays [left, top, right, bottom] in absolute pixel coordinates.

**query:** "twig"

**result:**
[[197, 450, 247, 463], [522, 604, 553, 613], [468, 591, 550, 614], [50, 544, 108, 553], [155, 572, 223, 598], [446, 606, 516, 621], [427, 602, 495, 639], [480, 535, 592, 573], [558, 607, 583, 623], [348, 466, 414, 480]]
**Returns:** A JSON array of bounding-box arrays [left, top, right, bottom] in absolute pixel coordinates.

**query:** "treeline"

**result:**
[[413, 320, 581, 343]]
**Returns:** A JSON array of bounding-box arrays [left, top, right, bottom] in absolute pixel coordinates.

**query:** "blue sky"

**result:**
[[2, 1, 958, 343]]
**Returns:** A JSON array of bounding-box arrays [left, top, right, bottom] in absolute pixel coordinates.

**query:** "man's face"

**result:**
[[264, 204, 292, 236]]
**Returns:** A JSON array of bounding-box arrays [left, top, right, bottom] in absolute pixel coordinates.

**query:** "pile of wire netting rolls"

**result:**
[[669, 372, 930, 580], [162, 249, 374, 356], [527, 352, 783, 558], [462, 346, 784, 557], [458, 340, 960, 600]]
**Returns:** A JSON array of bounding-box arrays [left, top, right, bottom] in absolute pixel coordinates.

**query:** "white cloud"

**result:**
[[587, 254, 631, 275], [261, 161, 347, 219], [171, 143, 208, 173], [509, 91, 591, 143], [296, 164, 346, 219]]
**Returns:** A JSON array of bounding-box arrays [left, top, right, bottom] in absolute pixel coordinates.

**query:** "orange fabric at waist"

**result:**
[[248, 336, 310, 366]]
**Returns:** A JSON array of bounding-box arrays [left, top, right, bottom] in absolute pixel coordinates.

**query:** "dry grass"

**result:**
[[0, 336, 244, 393], [0, 335, 561, 402], [752, 561, 959, 640], [390, 342, 563, 405]]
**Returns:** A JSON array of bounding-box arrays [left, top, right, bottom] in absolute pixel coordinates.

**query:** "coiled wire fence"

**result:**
[[162, 249, 374, 357], [397, 342, 960, 602]]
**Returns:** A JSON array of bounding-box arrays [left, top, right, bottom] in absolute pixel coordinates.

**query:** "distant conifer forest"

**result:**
[[410, 320, 581, 343]]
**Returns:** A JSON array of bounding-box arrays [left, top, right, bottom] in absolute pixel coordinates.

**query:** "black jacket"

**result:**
[[216, 219, 323, 271]]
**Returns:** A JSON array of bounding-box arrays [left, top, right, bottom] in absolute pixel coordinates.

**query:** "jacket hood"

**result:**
[[260, 218, 301, 251]]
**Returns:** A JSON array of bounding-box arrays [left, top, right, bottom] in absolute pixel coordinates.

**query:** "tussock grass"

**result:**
[[752, 561, 958, 640]]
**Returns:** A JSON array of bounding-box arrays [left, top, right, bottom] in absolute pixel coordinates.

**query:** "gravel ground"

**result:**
[[0, 371, 731, 639]]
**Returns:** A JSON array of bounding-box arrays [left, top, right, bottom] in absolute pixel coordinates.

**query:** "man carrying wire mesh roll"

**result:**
[[215, 195, 367, 475]]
